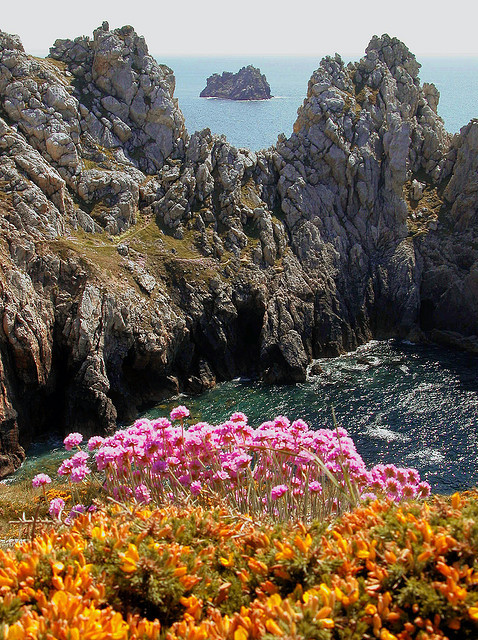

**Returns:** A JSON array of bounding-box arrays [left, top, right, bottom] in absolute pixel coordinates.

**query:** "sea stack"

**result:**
[[200, 65, 272, 100]]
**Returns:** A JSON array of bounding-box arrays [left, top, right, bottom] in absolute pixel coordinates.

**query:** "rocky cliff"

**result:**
[[0, 26, 476, 476], [200, 65, 272, 100]]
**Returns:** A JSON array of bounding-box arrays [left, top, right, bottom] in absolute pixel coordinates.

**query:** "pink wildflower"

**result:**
[[291, 419, 309, 433], [370, 478, 385, 493], [87, 436, 105, 451], [213, 470, 230, 482], [135, 484, 151, 504], [396, 468, 408, 484], [70, 465, 91, 483], [383, 464, 398, 479], [360, 492, 377, 501], [170, 406, 190, 421], [230, 412, 247, 423], [402, 483, 417, 499], [271, 484, 288, 500], [58, 459, 73, 476], [190, 481, 202, 495], [64, 432, 83, 451], [274, 416, 290, 429], [69, 504, 86, 518], [49, 498, 65, 518], [70, 451, 89, 467], [385, 477, 401, 497], [309, 481, 322, 493], [32, 473, 51, 488], [95, 446, 123, 471], [416, 481, 431, 498], [152, 460, 168, 473], [151, 417, 172, 430], [371, 464, 387, 480]]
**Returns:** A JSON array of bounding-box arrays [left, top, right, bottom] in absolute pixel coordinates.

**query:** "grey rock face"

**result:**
[[443, 120, 478, 230], [0, 27, 476, 477], [49, 23, 187, 174], [0, 23, 187, 239], [200, 66, 272, 100]]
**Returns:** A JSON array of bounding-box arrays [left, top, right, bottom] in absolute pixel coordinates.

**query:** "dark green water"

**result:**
[[5, 340, 478, 494], [149, 340, 478, 494]]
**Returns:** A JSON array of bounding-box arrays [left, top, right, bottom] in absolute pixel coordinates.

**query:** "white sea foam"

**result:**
[[406, 449, 445, 464], [366, 426, 411, 442]]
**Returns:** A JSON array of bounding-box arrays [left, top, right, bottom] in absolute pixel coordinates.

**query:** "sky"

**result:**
[[2, 0, 478, 58]]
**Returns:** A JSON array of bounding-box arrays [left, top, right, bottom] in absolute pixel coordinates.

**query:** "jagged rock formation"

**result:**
[[200, 66, 272, 100], [0, 27, 476, 476]]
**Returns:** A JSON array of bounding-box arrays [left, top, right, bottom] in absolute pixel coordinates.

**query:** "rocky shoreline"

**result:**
[[0, 24, 476, 476]]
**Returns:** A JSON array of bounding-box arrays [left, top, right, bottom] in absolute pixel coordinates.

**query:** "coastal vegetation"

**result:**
[[40, 407, 431, 523], [5, 407, 468, 640], [1, 487, 478, 638]]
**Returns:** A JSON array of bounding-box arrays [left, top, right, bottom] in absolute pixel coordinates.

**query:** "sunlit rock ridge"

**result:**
[[0, 23, 476, 475]]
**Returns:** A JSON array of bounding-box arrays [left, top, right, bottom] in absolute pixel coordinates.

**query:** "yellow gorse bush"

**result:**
[[0, 493, 478, 638]]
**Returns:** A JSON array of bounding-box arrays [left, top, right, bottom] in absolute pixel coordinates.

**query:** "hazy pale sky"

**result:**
[[2, 0, 477, 57]]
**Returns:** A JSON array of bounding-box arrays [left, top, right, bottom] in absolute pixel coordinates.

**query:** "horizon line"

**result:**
[[27, 49, 478, 60]]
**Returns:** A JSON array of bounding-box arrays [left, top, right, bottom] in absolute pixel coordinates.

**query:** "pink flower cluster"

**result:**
[[58, 450, 91, 483], [170, 406, 190, 421], [53, 408, 430, 515], [63, 432, 83, 451], [32, 473, 51, 488], [49, 497, 65, 518], [367, 464, 430, 501]]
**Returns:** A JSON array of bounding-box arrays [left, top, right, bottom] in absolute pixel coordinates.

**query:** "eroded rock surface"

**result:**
[[0, 28, 476, 475]]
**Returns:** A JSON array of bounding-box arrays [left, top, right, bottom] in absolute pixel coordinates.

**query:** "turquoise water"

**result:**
[[162, 56, 478, 150], [10, 340, 478, 495]]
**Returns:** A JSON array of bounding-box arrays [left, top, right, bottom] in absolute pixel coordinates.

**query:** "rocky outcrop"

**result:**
[[0, 27, 476, 475], [49, 21, 187, 174], [200, 66, 272, 100], [416, 120, 478, 344]]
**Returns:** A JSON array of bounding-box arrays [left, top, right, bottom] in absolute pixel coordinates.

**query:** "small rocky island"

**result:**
[[200, 65, 272, 100]]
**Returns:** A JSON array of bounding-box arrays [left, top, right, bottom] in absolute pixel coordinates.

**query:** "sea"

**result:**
[[9, 340, 478, 495], [160, 55, 478, 151], [4, 56, 478, 494]]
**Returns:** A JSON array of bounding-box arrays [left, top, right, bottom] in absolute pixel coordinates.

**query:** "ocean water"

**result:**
[[161, 55, 478, 150], [8, 340, 478, 495], [146, 340, 478, 495]]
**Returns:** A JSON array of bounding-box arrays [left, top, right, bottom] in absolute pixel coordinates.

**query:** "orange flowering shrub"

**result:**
[[0, 492, 478, 638]]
